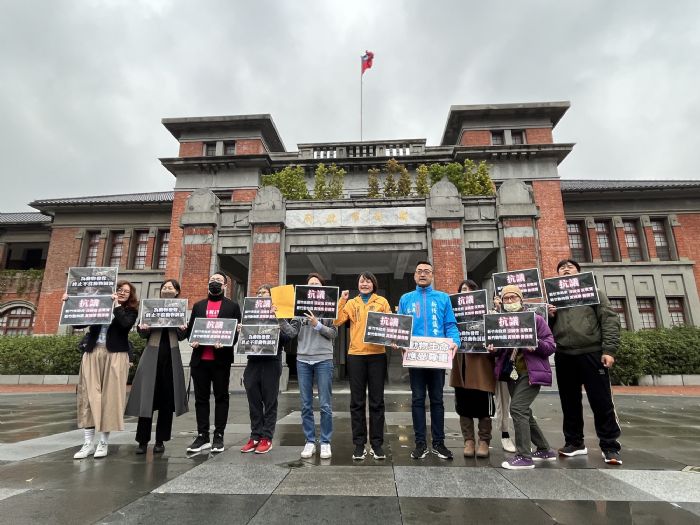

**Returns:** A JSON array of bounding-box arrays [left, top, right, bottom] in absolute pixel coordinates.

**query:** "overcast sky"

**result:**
[[1, 0, 698, 212]]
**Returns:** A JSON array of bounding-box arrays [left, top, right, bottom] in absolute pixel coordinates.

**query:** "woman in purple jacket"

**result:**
[[488, 284, 557, 470]]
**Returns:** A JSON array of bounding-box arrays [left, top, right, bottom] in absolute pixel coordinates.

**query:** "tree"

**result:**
[[463, 159, 496, 196], [367, 168, 381, 198], [261, 165, 310, 200], [383, 172, 398, 198], [415, 164, 431, 197], [327, 163, 346, 199], [313, 163, 329, 200]]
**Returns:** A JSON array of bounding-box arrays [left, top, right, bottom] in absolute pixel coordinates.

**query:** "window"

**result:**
[[567, 222, 589, 262], [84, 232, 100, 267], [108, 232, 124, 268], [132, 231, 149, 269], [594, 221, 616, 262], [155, 231, 170, 270], [511, 130, 525, 145], [491, 131, 504, 146], [623, 220, 644, 262], [637, 298, 657, 329], [224, 142, 236, 155], [609, 298, 629, 330], [667, 298, 686, 327], [204, 142, 216, 156], [651, 220, 671, 261], [0, 307, 35, 335]]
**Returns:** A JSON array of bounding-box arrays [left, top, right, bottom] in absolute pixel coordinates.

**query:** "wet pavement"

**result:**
[[0, 386, 699, 524]]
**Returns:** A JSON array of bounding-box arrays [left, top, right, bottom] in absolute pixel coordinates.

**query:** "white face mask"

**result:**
[[503, 301, 522, 313]]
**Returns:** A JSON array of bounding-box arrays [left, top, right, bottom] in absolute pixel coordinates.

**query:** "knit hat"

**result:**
[[500, 284, 523, 300]]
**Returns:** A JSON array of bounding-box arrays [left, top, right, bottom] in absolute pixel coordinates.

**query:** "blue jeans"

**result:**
[[297, 359, 333, 444], [409, 368, 445, 445]]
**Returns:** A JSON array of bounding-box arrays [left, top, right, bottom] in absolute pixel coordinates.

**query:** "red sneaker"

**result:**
[[240, 439, 258, 453], [255, 438, 272, 454]]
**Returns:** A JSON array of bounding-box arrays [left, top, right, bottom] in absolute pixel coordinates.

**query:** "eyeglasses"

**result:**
[[415, 269, 433, 275], [116, 288, 130, 294], [502, 294, 521, 303]]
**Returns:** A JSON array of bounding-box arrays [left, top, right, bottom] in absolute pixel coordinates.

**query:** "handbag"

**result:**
[[77, 333, 90, 352], [498, 349, 519, 382]]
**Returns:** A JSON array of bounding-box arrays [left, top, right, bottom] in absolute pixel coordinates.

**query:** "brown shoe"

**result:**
[[476, 440, 490, 458], [463, 440, 475, 457]]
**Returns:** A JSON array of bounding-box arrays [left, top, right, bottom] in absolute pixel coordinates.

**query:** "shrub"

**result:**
[[610, 327, 700, 385], [0, 332, 147, 382]]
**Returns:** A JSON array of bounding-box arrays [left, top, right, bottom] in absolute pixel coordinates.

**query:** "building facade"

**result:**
[[2, 101, 698, 378]]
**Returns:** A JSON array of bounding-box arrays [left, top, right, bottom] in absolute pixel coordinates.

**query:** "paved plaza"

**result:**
[[0, 386, 699, 524]]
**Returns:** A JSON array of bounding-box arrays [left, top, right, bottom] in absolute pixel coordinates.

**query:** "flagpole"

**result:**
[[360, 66, 363, 142]]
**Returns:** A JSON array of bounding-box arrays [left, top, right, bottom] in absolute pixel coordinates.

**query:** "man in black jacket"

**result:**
[[547, 259, 622, 465], [186, 272, 241, 453]]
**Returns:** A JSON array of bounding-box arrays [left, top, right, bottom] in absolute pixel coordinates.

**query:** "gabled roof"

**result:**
[[0, 212, 52, 224], [560, 180, 700, 192]]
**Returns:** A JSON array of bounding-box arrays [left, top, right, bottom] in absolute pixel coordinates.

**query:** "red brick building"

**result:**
[[2, 101, 699, 376]]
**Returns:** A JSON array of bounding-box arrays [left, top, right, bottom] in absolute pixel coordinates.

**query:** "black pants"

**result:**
[[191, 360, 231, 437], [243, 359, 282, 440], [555, 351, 621, 452], [136, 411, 173, 444], [347, 353, 386, 448]]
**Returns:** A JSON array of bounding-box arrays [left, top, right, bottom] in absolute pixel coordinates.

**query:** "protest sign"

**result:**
[[363, 311, 413, 347]]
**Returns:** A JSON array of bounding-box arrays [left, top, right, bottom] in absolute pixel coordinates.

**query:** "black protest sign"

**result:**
[[449, 290, 488, 323], [242, 297, 277, 326], [236, 325, 281, 356], [66, 267, 118, 296], [363, 311, 413, 347], [189, 318, 237, 347], [293, 285, 339, 319], [60, 295, 114, 326], [544, 272, 600, 309], [492, 268, 542, 299], [484, 311, 538, 348], [140, 299, 187, 328], [457, 320, 488, 353], [524, 302, 548, 323]]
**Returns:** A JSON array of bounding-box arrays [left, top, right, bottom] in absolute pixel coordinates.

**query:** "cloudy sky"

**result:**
[[1, 0, 698, 212]]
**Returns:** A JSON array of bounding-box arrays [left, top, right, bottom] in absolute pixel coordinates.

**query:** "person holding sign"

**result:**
[[278, 274, 338, 460], [449, 280, 496, 459], [488, 285, 557, 470], [185, 272, 241, 454], [335, 272, 392, 461], [547, 259, 623, 465], [398, 261, 460, 461], [240, 284, 288, 455], [126, 279, 189, 455], [71, 280, 138, 459]]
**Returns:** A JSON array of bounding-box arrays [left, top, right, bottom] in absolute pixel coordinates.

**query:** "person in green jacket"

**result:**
[[547, 259, 622, 465]]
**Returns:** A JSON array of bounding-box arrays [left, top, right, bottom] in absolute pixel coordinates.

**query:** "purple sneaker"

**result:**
[[501, 455, 535, 470], [532, 449, 557, 462]]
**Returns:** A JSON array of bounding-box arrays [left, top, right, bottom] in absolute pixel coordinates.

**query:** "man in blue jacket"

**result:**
[[398, 260, 460, 460]]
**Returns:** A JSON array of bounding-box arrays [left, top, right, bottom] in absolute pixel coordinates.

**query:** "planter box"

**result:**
[[637, 374, 698, 386], [0, 375, 19, 385]]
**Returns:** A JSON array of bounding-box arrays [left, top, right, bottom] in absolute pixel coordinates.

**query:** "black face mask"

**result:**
[[208, 281, 223, 296]]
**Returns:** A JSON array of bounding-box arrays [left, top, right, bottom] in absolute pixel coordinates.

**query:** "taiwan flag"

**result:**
[[361, 51, 374, 75]]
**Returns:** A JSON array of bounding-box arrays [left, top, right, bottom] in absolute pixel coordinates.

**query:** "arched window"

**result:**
[[0, 307, 35, 335]]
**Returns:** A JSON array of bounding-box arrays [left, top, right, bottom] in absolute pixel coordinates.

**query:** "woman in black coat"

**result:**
[[126, 279, 189, 454]]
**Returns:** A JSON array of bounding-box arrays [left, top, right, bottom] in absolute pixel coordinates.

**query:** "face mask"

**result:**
[[161, 290, 178, 298], [503, 301, 522, 313], [208, 281, 223, 296]]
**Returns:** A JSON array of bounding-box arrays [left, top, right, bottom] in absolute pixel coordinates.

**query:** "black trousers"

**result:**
[[555, 351, 621, 452], [136, 411, 173, 444], [243, 359, 282, 440], [191, 360, 231, 436], [347, 353, 386, 448]]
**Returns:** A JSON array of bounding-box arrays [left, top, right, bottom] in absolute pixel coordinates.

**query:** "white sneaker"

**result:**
[[73, 441, 96, 459], [94, 440, 109, 458], [300, 442, 316, 459], [501, 437, 516, 453], [320, 443, 332, 459]]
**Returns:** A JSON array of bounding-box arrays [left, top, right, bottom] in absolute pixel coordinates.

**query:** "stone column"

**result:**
[[426, 179, 465, 293]]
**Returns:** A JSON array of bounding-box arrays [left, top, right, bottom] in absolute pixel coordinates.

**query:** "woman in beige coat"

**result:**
[[449, 279, 496, 458]]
